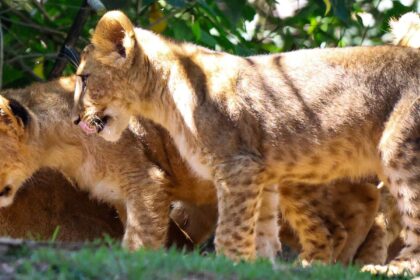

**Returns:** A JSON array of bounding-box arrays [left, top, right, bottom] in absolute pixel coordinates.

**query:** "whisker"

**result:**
[[62, 45, 80, 68]]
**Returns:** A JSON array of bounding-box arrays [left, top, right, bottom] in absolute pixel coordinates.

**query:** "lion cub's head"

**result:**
[[73, 11, 140, 142], [0, 96, 34, 207]]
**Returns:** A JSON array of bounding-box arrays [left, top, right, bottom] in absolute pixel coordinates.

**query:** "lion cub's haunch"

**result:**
[[74, 10, 419, 274]]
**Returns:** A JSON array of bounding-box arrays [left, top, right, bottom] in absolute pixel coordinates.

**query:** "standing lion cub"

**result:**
[[73, 10, 419, 274]]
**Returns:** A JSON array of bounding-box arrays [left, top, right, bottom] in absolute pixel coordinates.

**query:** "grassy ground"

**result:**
[[0, 241, 412, 280]]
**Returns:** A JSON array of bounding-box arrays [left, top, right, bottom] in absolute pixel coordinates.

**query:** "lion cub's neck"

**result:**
[[131, 32, 226, 180]]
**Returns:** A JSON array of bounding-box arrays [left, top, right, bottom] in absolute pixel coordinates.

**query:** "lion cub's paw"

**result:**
[[362, 258, 419, 277], [122, 231, 145, 251], [256, 233, 281, 262]]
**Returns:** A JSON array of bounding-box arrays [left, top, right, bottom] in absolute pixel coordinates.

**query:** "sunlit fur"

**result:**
[[75, 10, 419, 273]]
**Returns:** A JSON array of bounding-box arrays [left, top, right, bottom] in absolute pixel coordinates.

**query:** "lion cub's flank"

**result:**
[[0, 77, 216, 250], [73, 11, 419, 272]]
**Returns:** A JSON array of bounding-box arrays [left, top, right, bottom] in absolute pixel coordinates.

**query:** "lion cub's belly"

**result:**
[[89, 179, 124, 203], [267, 136, 380, 184]]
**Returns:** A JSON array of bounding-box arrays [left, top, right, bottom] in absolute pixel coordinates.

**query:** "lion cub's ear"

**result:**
[[0, 96, 28, 139], [92, 10, 136, 68]]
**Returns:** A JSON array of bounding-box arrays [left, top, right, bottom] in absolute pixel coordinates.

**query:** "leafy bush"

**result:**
[[0, 0, 417, 88]]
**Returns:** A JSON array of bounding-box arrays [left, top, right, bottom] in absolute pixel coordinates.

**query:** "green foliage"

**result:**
[[0, 0, 417, 88]]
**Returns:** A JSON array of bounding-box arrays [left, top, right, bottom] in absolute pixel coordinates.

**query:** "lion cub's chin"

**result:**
[[99, 122, 126, 142], [97, 108, 131, 142], [100, 127, 122, 142]]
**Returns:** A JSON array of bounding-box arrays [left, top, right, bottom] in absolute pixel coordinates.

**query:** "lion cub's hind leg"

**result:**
[[279, 184, 347, 265], [213, 156, 279, 261], [333, 182, 380, 265], [364, 96, 420, 276], [353, 185, 401, 265], [255, 184, 281, 261]]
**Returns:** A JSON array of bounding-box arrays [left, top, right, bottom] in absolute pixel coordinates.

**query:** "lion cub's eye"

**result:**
[[76, 74, 90, 102], [78, 74, 89, 85], [78, 74, 89, 92]]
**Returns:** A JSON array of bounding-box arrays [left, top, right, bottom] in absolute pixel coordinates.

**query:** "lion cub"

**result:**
[[0, 77, 217, 250], [73, 10, 419, 274], [75, 11, 420, 273]]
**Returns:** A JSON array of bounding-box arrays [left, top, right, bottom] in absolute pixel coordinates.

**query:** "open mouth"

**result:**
[[78, 115, 110, 135]]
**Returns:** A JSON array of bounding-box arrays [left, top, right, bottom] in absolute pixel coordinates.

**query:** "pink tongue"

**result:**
[[79, 121, 97, 135]]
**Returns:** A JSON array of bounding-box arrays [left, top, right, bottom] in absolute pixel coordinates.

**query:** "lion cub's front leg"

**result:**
[[256, 184, 281, 261], [122, 175, 170, 250], [213, 156, 279, 261]]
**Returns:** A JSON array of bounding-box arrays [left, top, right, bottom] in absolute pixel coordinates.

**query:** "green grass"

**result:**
[[0, 243, 410, 280]]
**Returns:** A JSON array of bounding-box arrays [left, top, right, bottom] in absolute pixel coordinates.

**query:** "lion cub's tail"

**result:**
[[389, 12, 420, 48]]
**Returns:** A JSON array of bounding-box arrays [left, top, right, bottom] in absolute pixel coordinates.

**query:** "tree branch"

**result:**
[[48, 1, 92, 79], [48, 0, 106, 79]]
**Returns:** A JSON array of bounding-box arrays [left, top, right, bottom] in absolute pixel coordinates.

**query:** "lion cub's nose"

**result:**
[[0, 185, 11, 197]]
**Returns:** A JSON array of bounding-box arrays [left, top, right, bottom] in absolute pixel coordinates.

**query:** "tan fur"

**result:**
[[73, 11, 419, 273], [0, 77, 381, 265], [280, 182, 403, 266], [1, 77, 333, 264], [279, 182, 363, 264], [0, 169, 123, 241]]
